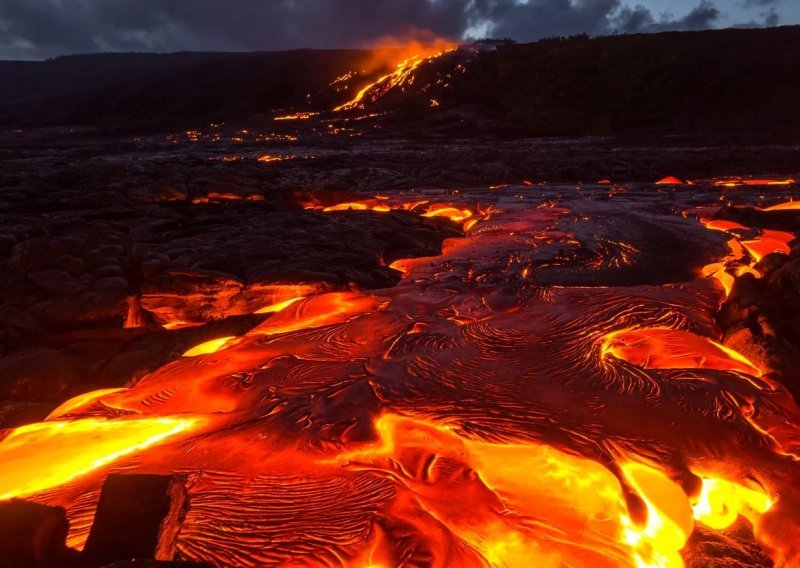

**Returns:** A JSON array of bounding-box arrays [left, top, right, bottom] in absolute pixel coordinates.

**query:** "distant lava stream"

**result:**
[[2, 181, 800, 567]]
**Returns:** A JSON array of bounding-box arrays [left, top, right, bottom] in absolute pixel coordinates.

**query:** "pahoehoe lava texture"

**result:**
[[8, 180, 800, 567]]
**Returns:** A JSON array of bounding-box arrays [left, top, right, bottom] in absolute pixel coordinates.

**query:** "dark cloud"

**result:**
[[680, 0, 720, 29], [468, 0, 622, 41], [0, 0, 472, 59], [0, 0, 784, 60], [613, 0, 722, 33], [614, 5, 656, 33]]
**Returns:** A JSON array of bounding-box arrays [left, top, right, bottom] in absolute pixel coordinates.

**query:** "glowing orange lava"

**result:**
[[274, 112, 319, 121], [3, 184, 799, 567], [0, 417, 200, 500], [323, 202, 369, 212], [762, 200, 800, 211], [250, 291, 385, 336], [254, 296, 305, 314], [699, 216, 793, 297], [334, 41, 456, 112], [183, 336, 237, 357], [602, 327, 762, 376], [421, 204, 474, 222], [337, 414, 775, 568], [741, 229, 795, 262], [714, 177, 796, 188]]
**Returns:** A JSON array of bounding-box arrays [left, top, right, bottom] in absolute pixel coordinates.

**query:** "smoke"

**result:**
[[0, 0, 786, 60]]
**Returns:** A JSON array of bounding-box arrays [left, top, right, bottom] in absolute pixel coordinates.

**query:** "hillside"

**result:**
[[0, 26, 799, 136]]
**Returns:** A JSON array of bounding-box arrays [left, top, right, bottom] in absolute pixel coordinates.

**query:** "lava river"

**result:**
[[2, 181, 800, 567]]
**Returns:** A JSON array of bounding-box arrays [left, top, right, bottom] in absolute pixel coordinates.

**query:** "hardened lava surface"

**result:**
[[3, 179, 800, 568]]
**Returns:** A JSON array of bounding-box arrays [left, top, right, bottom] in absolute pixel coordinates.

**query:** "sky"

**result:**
[[0, 0, 797, 60]]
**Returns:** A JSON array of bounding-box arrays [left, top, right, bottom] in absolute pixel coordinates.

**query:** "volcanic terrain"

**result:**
[[1, 26, 800, 568]]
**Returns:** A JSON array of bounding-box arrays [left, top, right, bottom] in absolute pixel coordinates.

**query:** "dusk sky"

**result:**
[[0, 0, 796, 60]]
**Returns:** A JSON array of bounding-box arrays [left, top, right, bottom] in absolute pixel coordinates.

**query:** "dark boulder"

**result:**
[[83, 474, 190, 566]]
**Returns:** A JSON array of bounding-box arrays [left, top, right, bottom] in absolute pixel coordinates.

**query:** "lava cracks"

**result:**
[[3, 185, 800, 567]]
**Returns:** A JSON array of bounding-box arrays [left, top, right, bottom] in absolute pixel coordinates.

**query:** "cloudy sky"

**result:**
[[0, 0, 796, 60]]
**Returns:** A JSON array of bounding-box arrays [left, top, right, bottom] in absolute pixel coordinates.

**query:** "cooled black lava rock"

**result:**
[[83, 474, 190, 566], [0, 499, 80, 568]]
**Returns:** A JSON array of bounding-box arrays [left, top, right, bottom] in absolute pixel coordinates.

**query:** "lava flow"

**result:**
[[333, 40, 457, 111], [2, 181, 800, 567]]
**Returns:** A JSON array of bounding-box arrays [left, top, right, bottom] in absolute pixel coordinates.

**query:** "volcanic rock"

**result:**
[[0, 499, 78, 568], [83, 474, 190, 566], [683, 517, 773, 567]]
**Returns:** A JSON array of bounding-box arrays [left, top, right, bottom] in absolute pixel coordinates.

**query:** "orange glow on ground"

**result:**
[[656, 176, 683, 185]]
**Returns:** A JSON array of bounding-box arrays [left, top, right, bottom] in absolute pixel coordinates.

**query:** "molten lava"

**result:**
[[602, 327, 762, 377], [699, 215, 794, 297], [334, 41, 456, 112], [763, 200, 800, 211], [714, 177, 796, 187], [182, 336, 237, 357], [0, 417, 200, 500], [741, 229, 795, 262], [2, 181, 800, 567]]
